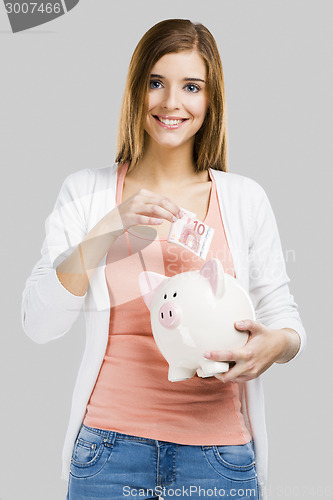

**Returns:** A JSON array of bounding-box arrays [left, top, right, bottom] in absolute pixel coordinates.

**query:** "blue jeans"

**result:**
[[67, 424, 259, 499]]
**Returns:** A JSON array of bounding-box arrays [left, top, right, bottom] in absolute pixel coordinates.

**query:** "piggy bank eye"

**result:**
[[173, 292, 177, 297], [163, 294, 167, 299]]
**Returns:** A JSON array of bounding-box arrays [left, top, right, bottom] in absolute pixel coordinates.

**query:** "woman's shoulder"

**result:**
[[59, 163, 118, 196], [210, 168, 268, 199], [62, 162, 118, 184]]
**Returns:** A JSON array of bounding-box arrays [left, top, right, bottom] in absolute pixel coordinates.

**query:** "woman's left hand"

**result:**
[[203, 320, 300, 384]]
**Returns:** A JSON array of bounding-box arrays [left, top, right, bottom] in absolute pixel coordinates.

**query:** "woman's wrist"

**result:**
[[275, 328, 301, 364]]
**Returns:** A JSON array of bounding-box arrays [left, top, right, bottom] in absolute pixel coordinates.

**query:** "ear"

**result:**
[[199, 258, 226, 299], [138, 271, 167, 310]]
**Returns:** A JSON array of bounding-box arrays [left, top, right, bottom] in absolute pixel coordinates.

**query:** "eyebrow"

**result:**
[[150, 73, 206, 83]]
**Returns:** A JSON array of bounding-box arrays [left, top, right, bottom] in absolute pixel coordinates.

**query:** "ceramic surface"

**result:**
[[139, 258, 255, 382]]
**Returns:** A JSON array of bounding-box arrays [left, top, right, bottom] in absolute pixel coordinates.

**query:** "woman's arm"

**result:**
[[274, 327, 301, 364], [204, 323, 302, 383], [204, 180, 306, 382], [55, 209, 124, 297], [21, 169, 122, 343], [246, 181, 306, 358], [22, 169, 182, 344]]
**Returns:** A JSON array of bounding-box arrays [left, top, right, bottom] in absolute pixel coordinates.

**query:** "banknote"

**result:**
[[167, 207, 214, 259]]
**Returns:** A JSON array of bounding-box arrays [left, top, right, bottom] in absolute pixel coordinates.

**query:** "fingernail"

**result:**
[[204, 352, 211, 358], [172, 215, 177, 222], [236, 321, 245, 327], [178, 210, 184, 218]]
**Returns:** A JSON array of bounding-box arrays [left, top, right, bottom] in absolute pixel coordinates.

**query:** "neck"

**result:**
[[129, 136, 204, 187]]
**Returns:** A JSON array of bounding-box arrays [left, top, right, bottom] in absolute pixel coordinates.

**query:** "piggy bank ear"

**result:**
[[199, 258, 225, 299], [138, 271, 167, 310]]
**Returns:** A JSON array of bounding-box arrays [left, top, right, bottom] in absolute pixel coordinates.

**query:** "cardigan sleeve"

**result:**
[[21, 169, 92, 344], [247, 181, 307, 361]]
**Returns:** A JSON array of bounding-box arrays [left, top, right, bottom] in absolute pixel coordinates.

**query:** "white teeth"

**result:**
[[157, 117, 184, 125]]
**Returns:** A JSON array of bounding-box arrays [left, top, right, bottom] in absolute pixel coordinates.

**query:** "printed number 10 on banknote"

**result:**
[[167, 207, 215, 260]]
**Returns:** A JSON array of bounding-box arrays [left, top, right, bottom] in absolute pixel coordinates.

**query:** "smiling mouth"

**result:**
[[153, 115, 188, 125]]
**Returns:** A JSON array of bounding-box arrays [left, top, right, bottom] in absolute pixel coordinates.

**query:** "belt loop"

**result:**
[[103, 430, 116, 447]]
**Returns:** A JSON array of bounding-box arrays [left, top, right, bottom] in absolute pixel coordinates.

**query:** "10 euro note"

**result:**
[[167, 207, 215, 260]]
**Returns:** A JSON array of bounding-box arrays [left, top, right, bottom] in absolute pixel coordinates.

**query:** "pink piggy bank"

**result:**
[[138, 258, 255, 382]]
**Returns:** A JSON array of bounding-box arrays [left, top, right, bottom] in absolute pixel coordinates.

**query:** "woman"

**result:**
[[22, 19, 306, 500]]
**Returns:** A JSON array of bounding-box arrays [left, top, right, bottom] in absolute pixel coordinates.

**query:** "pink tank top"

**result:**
[[83, 162, 251, 445]]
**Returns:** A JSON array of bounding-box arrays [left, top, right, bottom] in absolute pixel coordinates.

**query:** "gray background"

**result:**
[[0, 1, 332, 499]]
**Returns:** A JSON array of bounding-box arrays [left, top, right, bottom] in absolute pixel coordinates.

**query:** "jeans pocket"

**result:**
[[214, 441, 255, 470], [202, 441, 257, 482], [73, 437, 99, 464], [70, 425, 113, 479]]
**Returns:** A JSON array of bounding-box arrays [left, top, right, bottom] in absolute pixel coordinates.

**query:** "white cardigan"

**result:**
[[21, 162, 306, 500]]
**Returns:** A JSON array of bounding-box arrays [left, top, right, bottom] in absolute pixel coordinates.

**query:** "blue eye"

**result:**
[[149, 80, 162, 89], [149, 80, 201, 93], [185, 84, 200, 93]]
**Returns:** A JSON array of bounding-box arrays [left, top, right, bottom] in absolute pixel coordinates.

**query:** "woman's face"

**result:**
[[144, 50, 208, 150]]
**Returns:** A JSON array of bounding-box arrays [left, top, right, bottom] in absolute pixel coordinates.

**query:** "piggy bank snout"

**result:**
[[158, 301, 182, 328]]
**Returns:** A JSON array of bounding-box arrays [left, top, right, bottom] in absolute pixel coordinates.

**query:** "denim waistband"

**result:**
[[81, 423, 183, 446], [81, 423, 253, 449]]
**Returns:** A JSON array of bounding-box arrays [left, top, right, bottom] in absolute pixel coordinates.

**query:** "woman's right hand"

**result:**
[[111, 188, 184, 237], [55, 189, 183, 297]]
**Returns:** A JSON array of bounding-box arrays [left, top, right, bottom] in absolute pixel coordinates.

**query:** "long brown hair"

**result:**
[[115, 18, 229, 173]]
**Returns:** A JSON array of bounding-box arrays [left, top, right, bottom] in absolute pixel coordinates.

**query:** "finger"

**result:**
[[151, 203, 177, 222], [215, 362, 250, 384], [139, 190, 184, 220], [157, 197, 184, 221], [134, 203, 176, 224], [215, 373, 252, 384], [151, 203, 184, 223], [204, 347, 250, 363], [204, 350, 235, 362], [234, 319, 263, 333], [234, 319, 253, 330]]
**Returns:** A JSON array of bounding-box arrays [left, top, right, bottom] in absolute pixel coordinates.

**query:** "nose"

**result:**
[[158, 301, 182, 329], [162, 86, 180, 111]]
